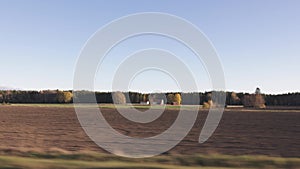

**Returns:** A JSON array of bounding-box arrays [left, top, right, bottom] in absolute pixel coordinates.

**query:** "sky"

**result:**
[[0, 0, 299, 94]]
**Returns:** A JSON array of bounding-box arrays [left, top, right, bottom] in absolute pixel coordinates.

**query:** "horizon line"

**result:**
[[1, 88, 299, 95]]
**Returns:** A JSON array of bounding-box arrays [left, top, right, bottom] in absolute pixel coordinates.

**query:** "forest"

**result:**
[[0, 90, 299, 106]]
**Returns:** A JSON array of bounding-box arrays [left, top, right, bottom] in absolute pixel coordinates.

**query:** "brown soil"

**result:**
[[0, 105, 299, 157]]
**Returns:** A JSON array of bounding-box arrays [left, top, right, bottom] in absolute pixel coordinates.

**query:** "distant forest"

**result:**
[[0, 90, 299, 106]]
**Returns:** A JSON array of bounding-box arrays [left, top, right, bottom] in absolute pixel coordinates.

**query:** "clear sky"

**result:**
[[0, 0, 299, 94]]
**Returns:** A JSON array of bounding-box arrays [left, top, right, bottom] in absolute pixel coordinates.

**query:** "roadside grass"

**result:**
[[100, 104, 200, 110], [8, 104, 300, 112], [8, 103, 75, 108], [0, 151, 299, 169], [8, 103, 201, 110]]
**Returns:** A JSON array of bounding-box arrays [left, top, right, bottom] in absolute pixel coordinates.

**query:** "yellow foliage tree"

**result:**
[[173, 93, 182, 105], [57, 91, 73, 103], [112, 91, 126, 104]]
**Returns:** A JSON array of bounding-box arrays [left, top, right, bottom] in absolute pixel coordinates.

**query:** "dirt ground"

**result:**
[[0, 105, 299, 157]]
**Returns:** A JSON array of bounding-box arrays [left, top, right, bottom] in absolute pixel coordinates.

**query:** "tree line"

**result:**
[[0, 90, 299, 106]]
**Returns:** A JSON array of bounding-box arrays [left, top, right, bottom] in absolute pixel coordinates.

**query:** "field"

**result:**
[[0, 104, 299, 168]]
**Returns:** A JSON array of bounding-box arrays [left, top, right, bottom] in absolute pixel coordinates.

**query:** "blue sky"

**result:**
[[0, 0, 299, 94]]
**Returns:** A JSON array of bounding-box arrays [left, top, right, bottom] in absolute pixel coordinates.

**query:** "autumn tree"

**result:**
[[230, 92, 240, 105], [112, 91, 126, 104], [243, 88, 266, 108], [173, 93, 182, 105], [202, 92, 212, 108], [203, 100, 213, 109], [57, 91, 73, 103]]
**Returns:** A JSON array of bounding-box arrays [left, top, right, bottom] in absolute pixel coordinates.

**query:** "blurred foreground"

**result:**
[[0, 150, 299, 169]]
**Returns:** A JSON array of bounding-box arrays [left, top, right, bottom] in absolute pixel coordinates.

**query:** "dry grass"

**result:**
[[0, 151, 299, 169]]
